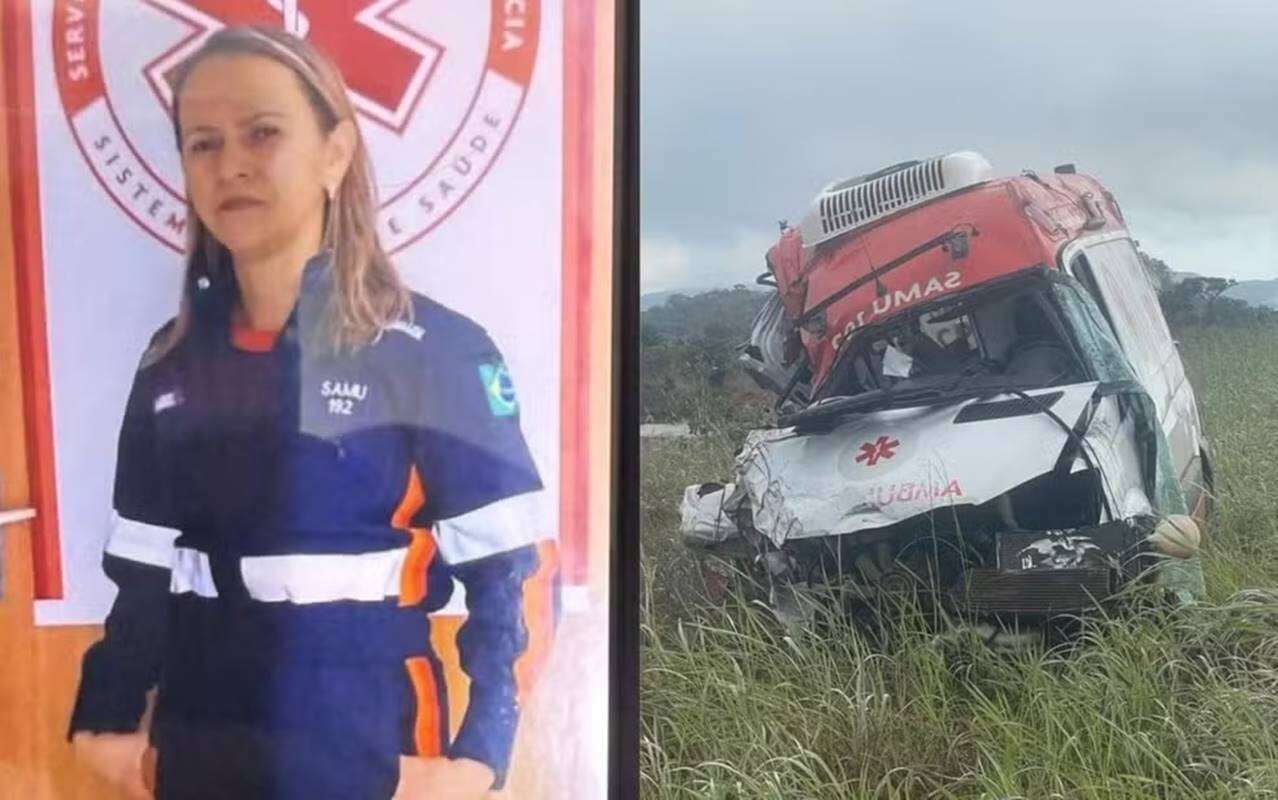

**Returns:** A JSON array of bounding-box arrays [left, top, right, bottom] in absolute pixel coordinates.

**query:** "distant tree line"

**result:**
[[1138, 249, 1278, 328], [640, 285, 767, 345], [640, 286, 772, 431]]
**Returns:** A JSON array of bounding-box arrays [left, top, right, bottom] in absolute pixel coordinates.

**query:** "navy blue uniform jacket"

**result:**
[[68, 254, 546, 797]]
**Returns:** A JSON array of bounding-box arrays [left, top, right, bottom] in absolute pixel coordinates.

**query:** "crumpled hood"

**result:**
[[736, 382, 1100, 546]]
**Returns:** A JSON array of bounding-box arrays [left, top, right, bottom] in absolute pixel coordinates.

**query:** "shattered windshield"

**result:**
[[1050, 280, 1140, 384], [820, 275, 1087, 403], [1052, 280, 1188, 515]]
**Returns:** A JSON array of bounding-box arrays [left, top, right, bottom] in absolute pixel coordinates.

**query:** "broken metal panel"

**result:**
[[678, 482, 746, 546], [1077, 393, 1152, 519], [739, 293, 809, 404], [734, 383, 1100, 546], [1149, 404, 1191, 516], [1122, 388, 1191, 516]]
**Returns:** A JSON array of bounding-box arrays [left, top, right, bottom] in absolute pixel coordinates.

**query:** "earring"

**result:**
[[324, 185, 339, 250]]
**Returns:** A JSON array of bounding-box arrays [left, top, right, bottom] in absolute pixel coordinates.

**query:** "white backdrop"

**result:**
[[29, 0, 563, 625]]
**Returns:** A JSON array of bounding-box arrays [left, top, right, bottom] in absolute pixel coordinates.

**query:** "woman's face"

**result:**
[[177, 53, 351, 263]]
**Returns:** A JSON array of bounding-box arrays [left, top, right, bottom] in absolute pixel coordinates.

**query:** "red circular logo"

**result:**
[[52, 0, 539, 254]]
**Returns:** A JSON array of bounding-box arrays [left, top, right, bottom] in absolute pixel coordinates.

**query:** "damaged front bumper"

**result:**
[[678, 381, 1205, 620]]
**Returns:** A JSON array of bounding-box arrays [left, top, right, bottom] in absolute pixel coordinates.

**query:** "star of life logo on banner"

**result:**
[[52, 0, 539, 254]]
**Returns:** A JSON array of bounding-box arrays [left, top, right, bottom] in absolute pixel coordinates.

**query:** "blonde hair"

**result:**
[[153, 25, 409, 358]]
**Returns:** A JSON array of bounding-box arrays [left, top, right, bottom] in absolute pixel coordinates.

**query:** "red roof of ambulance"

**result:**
[[767, 171, 1129, 389]]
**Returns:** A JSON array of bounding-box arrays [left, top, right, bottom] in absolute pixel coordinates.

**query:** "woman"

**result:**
[[68, 26, 547, 800]]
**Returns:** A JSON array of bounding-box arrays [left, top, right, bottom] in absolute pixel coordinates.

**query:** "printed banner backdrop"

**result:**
[[18, 0, 572, 625]]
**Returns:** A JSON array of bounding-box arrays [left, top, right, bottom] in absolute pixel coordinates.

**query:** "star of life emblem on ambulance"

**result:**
[[52, 1, 540, 254], [855, 436, 900, 467]]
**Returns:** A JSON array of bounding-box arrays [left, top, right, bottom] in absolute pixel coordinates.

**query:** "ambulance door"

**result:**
[[1063, 235, 1202, 492]]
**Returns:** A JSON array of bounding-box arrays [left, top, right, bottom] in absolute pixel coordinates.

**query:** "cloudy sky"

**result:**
[[640, 0, 1278, 294]]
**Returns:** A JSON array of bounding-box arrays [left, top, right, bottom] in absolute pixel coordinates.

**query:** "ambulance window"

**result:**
[[1073, 239, 1168, 383], [1069, 254, 1117, 337], [1093, 239, 1177, 349]]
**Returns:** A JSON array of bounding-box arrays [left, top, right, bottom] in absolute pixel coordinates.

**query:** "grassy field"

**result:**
[[640, 323, 1278, 799]]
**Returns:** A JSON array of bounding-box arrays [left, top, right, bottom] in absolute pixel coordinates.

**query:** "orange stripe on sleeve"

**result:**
[[514, 539, 560, 699], [391, 465, 427, 529], [404, 657, 443, 757], [392, 466, 436, 606], [428, 616, 466, 741]]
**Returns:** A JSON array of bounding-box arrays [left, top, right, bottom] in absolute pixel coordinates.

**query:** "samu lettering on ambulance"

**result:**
[[321, 380, 368, 416], [870, 479, 964, 507], [831, 271, 963, 351]]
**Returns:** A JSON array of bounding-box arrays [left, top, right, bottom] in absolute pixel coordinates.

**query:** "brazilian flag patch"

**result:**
[[478, 362, 518, 417]]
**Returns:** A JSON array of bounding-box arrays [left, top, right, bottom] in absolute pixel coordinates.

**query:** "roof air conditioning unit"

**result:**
[[800, 151, 993, 250]]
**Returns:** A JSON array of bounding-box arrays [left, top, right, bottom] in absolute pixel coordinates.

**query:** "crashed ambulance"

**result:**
[[682, 152, 1212, 626]]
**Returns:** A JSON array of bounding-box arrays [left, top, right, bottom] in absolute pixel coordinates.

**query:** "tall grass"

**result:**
[[641, 323, 1278, 799]]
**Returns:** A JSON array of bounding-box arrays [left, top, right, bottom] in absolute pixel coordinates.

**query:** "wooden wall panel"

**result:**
[[0, 6, 109, 797], [0, 6, 39, 786], [0, 94, 43, 795], [0, 2, 119, 795]]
